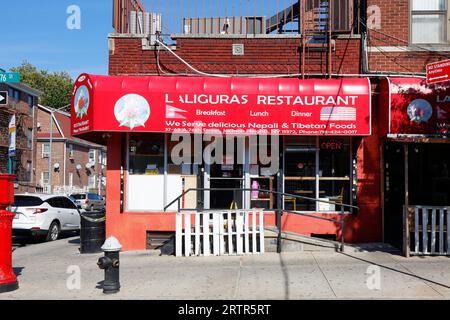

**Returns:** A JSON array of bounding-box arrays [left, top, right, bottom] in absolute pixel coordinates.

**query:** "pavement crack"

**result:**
[[311, 252, 337, 298]]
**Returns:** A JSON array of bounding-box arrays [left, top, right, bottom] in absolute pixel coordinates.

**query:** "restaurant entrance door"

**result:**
[[203, 137, 246, 210], [383, 142, 405, 250], [383, 141, 450, 250]]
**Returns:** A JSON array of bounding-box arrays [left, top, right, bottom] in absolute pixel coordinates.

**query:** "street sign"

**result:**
[[0, 91, 7, 105], [0, 72, 20, 83], [426, 59, 450, 85]]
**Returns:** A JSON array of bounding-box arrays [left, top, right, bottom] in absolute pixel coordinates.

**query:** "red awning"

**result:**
[[380, 77, 450, 137], [71, 74, 371, 139]]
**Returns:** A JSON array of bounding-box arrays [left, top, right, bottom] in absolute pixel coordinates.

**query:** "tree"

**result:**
[[10, 62, 73, 112]]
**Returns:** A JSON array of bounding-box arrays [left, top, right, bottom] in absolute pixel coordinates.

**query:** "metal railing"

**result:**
[[113, 0, 354, 36], [403, 205, 450, 257], [113, 0, 146, 34], [165, 187, 358, 252]]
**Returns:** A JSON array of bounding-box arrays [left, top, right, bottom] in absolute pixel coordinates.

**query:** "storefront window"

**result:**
[[283, 137, 352, 212], [319, 137, 351, 211], [127, 133, 183, 212], [129, 133, 164, 175]]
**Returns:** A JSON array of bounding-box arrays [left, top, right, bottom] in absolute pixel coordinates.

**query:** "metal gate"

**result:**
[[404, 206, 450, 257], [175, 209, 265, 257]]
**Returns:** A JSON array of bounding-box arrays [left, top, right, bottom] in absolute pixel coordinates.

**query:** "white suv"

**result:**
[[12, 194, 81, 241]]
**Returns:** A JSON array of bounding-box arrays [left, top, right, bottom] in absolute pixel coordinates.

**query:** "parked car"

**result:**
[[69, 193, 105, 212], [12, 194, 81, 241]]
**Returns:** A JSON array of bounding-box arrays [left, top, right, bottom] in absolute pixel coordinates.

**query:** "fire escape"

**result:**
[[267, 0, 352, 79]]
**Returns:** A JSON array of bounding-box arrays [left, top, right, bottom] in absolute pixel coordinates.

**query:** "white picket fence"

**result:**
[[404, 206, 450, 256], [175, 210, 265, 257]]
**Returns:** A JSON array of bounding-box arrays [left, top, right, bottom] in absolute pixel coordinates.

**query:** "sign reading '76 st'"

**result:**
[[426, 59, 450, 85], [0, 72, 21, 83]]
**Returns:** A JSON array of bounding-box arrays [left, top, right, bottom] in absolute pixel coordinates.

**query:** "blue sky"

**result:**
[[1, 0, 113, 79], [1, 1, 295, 80]]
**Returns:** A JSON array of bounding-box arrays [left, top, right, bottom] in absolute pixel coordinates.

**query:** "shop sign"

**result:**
[[386, 78, 450, 135], [71, 74, 372, 136], [320, 139, 343, 150]]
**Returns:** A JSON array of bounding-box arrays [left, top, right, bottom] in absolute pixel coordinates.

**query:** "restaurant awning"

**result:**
[[71, 74, 371, 142], [380, 77, 450, 139]]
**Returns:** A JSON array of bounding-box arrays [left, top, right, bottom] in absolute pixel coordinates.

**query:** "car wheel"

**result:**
[[46, 221, 60, 242]]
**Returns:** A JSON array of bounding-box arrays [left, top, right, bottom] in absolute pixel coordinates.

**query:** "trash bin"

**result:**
[[80, 211, 106, 254]]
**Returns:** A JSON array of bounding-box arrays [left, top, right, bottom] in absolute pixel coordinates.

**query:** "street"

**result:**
[[2, 237, 450, 300]]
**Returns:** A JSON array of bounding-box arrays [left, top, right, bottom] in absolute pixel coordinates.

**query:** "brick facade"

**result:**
[[35, 106, 106, 195], [109, 35, 362, 76], [366, 0, 450, 73], [0, 83, 39, 193]]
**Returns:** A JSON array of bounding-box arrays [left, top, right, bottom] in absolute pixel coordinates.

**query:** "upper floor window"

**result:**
[[27, 95, 34, 115], [8, 88, 20, 105], [88, 149, 96, 163], [26, 161, 32, 182], [27, 128, 33, 149], [42, 143, 50, 158], [411, 0, 448, 44]]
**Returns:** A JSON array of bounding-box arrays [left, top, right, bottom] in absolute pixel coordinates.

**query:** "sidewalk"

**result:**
[[2, 237, 450, 300]]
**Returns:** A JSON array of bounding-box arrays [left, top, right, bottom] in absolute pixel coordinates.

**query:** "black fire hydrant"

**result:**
[[97, 236, 122, 294]]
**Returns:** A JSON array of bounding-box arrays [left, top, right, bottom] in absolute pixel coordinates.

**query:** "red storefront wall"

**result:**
[[103, 127, 382, 251]]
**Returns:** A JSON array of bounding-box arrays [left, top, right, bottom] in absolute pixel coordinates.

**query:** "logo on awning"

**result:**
[[74, 85, 89, 119], [114, 94, 151, 130]]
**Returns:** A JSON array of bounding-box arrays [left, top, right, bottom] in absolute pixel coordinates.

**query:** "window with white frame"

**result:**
[[41, 171, 49, 186], [126, 133, 183, 212], [411, 0, 448, 44], [42, 143, 50, 158], [88, 149, 96, 163], [88, 174, 96, 188]]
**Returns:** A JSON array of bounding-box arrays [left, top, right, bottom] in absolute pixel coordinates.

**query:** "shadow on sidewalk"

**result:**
[[340, 252, 450, 290], [13, 267, 24, 279]]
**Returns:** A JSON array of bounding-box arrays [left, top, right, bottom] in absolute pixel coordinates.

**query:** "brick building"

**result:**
[[0, 82, 41, 192], [36, 105, 107, 196], [72, 0, 450, 252]]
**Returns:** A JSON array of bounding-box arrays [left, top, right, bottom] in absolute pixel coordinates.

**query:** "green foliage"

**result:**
[[10, 61, 73, 112]]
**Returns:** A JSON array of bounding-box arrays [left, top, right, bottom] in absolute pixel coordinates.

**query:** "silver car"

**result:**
[[69, 193, 105, 212]]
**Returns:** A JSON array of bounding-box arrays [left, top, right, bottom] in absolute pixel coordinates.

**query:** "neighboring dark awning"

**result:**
[[380, 77, 450, 138]]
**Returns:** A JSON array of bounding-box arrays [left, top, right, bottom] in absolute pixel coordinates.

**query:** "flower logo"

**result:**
[[407, 99, 433, 123], [74, 85, 89, 119], [114, 94, 150, 130]]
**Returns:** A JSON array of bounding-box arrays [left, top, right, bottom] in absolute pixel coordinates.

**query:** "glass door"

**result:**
[[203, 137, 245, 210], [284, 141, 318, 211]]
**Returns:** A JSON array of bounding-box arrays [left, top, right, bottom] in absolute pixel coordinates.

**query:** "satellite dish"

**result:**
[[85, 162, 94, 169], [53, 163, 60, 169], [76, 164, 82, 170]]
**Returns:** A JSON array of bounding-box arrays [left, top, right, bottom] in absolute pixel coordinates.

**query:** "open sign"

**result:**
[[320, 140, 343, 150]]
